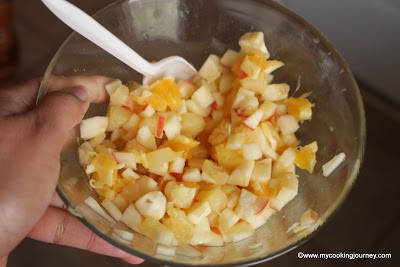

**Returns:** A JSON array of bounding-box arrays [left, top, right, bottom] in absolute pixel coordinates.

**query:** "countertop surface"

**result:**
[[6, 1, 400, 266]]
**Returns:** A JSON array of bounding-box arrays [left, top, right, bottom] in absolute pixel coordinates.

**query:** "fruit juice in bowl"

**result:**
[[40, 0, 365, 266]]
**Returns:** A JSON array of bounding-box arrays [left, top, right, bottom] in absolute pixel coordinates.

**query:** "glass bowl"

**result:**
[[39, 0, 366, 266]]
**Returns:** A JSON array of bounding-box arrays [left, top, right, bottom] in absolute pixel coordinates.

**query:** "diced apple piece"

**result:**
[[232, 87, 255, 108], [322, 152, 346, 177], [101, 199, 123, 221], [243, 109, 263, 129], [199, 54, 223, 83], [262, 83, 290, 101], [270, 186, 297, 211], [80, 116, 108, 140], [227, 161, 255, 187], [140, 105, 155, 118], [112, 152, 136, 169], [182, 168, 202, 183], [112, 194, 129, 212], [239, 32, 269, 57], [164, 115, 182, 140], [277, 115, 299, 135], [107, 106, 132, 131], [110, 85, 129, 107], [164, 181, 197, 209], [155, 244, 176, 257], [147, 147, 179, 176], [235, 189, 257, 218], [122, 113, 140, 132], [202, 160, 230, 186], [275, 103, 287, 115], [176, 100, 188, 115], [226, 189, 240, 209], [250, 158, 272, 183], [219, 71, 236, 93], [169, 157, 186, 175], [220, 49, 239, 67], [84, 196, 113, 222], [240, 56, 261, 79], [197, 187, 228, 213], [212, 92, 224, 110], [137, 126, 157, 150], [212, 109, 224, 121], [186, 100, 212, 117], [260, 121, 280, 150], [121, 168, 140, 181], [180, 112, 205, 138], [105, 79, 122, 96], [190, 218, 223, 246], [121, 203, 143, 232], [260, 100, 277, 120], [156, 115, 166, 138], [243, 143, 262, 160], [253, 196, 270, 215], [121, 176, 158, 202], [188, 158, 206, 169], [191, 84, 214, 109], [226, 133, 246, 150], [218, 208, 240, 229], [177, 80, 197, 99], [282, 133, 298, 147], [264, 60, 284, 74], [140, 217, 175, 246], [240, 72, 269, 94], [188, 201, 212, 224], [272, 147, 296, 176], [300, 209, 318, 226], [135, 191, 166, 220], [227, 221, 255, 242]]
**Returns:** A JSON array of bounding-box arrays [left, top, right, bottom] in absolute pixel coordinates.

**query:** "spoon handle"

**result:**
[[42, 0, 156, 76]]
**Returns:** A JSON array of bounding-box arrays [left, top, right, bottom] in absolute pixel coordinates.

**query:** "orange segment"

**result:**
[[295, 141, 318, 173], [286, 97, 313, 121], [248, 53, 268, 70], [213, 144, 245, 171], [148, 79, 182, 111], [161, 134, 200, 152]]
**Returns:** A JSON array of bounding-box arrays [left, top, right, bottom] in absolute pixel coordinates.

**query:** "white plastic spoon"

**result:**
[[42, 0, 197, 84]]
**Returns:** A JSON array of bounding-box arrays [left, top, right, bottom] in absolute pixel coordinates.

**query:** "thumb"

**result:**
[[31, 86, 89, 149]]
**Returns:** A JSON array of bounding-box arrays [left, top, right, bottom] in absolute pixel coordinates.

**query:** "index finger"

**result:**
[[43, 75, 113, 103]]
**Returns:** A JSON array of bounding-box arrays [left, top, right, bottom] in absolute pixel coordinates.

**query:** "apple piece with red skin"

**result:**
[[243, 109, 263, 129], [156, 115, 166, 138], [80, 116, 109, 140], [210, 226, 222, 236], [122, 97, 134, 111], [253, 196, 269, 215]]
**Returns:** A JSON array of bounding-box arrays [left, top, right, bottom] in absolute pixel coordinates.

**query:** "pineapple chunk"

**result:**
[[121, 176, 158, 202], [220, 49, 240, 67], [199, 55, 223, 83], [140, 217, 176, 246], [163, 208, 194, 244], [202, 160, 230, 185], [110, 85, 129, 107], [227, 161, 255, 187], [262, 83, 290, 101], [107, 106, 132, 131], [164, 181, 197, 209], [181, 113, 205, 138], [197, 187, 227, 213], [188, 201, 212, 224], [239, 32, 269, 57]]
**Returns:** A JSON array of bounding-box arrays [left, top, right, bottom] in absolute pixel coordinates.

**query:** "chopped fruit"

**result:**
[[191, 84, 214, 109], [286, 97, 313, 121], [182, 168, 202, 183], [164, 115, 182, 140], [121, 176, 158, 202], [163, 208, 194, 244], [181, 113, 205, 138], [295, 141, 318, 173], [277, 115, 299, 135], [244, 109, 263, 129], [220, 49, 240, 67], [169, 157, 186, 175], [161, 134, 199, 152], [137, 126, 157, 150], [121, 204, 143, 232], [202, 160, 230, 186], [80, 117, 108, 140], [322, 152, 346, 177], [107, 106, 132, 131], [199, 54, 222, 83], [262, 83, 290, 101], [110, 85, 129, 107], [188, 201, 212, 224], [227, 161, 255, 187], [197, 187, 228, 213], [156, 116, 166, 138], [177, 80, 197, 99], [105, 79, 122, 96], [218, 208, 240, 229], [243, 143, 263, 160], [250, 158, 272, 183], [79, 31, 318, 246], [164, 181, 197, 209], [239, 32, 269, 57], [140, 217, 176, 246], [135, 191, 166, 220]]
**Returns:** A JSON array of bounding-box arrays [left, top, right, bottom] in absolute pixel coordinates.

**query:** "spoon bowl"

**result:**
[[41, 0, 197, 84]]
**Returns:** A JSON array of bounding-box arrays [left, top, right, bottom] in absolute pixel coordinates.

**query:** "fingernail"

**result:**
[[68, 87, 88, 102]]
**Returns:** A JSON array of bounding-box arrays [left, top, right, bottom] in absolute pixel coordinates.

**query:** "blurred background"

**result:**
[[1, 0, 399, 266]]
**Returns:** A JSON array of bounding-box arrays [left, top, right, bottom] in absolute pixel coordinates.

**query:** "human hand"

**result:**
[[0, 77, 143, 266]]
